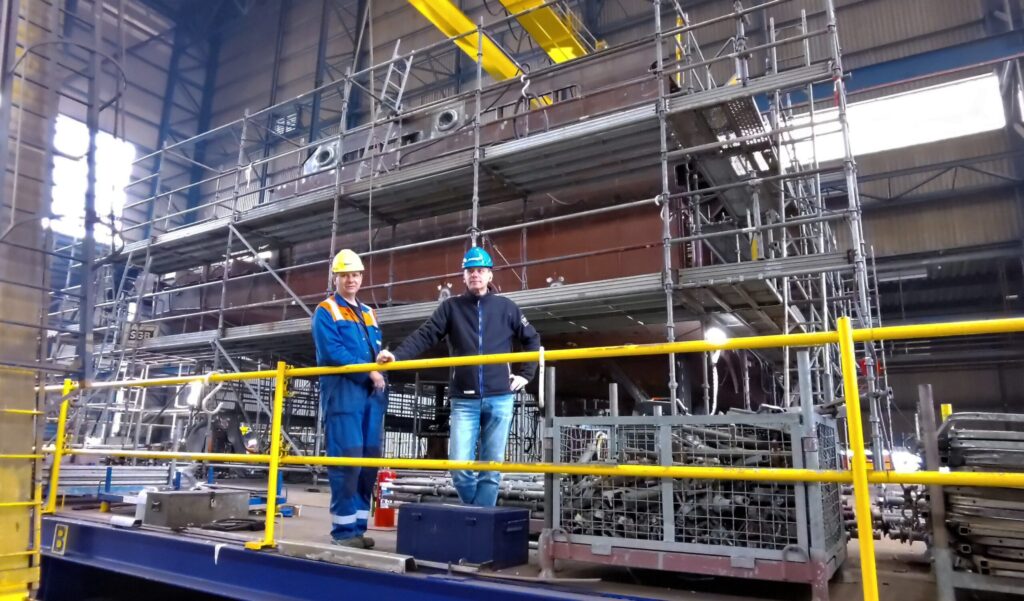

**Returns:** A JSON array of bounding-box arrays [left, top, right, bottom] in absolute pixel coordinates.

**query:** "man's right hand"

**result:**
[[369, 370, 387, 391], [376, 350, 396, 364]]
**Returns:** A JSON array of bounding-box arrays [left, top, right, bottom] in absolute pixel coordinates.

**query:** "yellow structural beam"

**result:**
[[497, 1, 588, 63], [280, 455, 855, 483], [34, 315, 1024, 601], [0, 410, 41, 416], [407, 0, 523, 81], [245, 361, 288, 550], [838, 317, 879, 601], [64, 449, 273, 464], [41, 317, 1024, 393], [43, 380, 73, 513]]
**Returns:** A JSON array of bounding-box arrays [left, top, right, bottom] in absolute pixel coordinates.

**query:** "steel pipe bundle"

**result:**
[[841, 483, 928, 544], [389, 471, 546, 509]]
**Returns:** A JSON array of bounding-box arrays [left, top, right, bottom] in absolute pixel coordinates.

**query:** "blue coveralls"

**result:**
[[312, 294, 387, 541]]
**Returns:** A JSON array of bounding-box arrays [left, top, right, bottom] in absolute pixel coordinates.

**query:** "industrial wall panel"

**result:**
[[857, 130, 1014, 203], [888, 367, 1024, 413], [861, 191, 1021, 256]]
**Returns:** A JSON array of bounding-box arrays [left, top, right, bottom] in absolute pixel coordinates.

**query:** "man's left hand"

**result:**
[[509, 375, 529, 392]]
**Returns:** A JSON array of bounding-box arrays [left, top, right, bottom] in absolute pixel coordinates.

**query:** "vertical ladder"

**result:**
[[354, 41, 414, 181]]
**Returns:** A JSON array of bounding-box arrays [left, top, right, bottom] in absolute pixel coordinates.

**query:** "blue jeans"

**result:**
[[449, 394, 515, 506]]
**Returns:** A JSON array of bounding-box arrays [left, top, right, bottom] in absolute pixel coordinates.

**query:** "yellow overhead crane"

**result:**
[[407, 0, 525, 81], [496, 0, 590, 63], [407, 0, 591, 84]]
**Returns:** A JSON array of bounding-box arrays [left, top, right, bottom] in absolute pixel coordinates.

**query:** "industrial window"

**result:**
[[272, 111, 300, 136], [788, 74, 1006, 163], [47, 114, 135, 245]]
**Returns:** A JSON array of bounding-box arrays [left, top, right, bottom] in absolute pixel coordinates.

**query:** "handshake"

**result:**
[[374, 350, 528, 392]]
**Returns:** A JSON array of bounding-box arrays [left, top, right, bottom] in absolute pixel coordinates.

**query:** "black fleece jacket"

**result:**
[[393, 291, 541, 398]]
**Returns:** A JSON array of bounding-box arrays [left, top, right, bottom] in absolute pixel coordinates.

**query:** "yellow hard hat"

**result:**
[[331, 249, 364, 273]]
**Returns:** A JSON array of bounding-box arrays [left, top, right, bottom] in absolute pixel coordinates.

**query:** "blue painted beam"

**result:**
[[346, 0, 370, 130], [185, 35, 223, 224], [788, 30, 1024, 108], [144, 22, 187, 238], [308, 0, 332, 143], [39, 518, 648, 601], [843, 30, 1024, 96]]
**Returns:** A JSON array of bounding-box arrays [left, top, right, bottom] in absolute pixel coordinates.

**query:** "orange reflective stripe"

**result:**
[[317, 301, 340, 320], [321, 297, 360, 322], [364, 308, 378, 328]]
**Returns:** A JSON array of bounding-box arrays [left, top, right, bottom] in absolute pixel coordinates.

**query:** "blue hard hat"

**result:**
[[462, 246, 493, 269]]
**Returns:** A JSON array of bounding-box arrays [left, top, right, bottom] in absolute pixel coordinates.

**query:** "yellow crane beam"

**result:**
[[497, 0, 589, 63], [407, 0, 523, 81]]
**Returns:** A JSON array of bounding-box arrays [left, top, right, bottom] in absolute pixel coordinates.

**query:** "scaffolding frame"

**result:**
[[43, 1, 893, 496]]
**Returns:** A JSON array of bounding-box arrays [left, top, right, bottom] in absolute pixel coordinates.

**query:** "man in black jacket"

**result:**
[[377, 246, 540, 506]]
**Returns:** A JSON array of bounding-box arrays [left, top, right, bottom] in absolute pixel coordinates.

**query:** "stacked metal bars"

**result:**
[[553, 413, 845, 564], [386, 470, 544, 516], [45, 464, 171, 498], [940, 412, 1024, 578]]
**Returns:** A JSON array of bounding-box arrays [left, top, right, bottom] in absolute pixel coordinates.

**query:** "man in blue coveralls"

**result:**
[[313, 249, 387, 548], [376, 246, 540, 506]]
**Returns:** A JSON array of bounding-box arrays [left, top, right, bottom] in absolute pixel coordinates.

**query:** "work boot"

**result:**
[[331, 536, 364, 548], [360, 535, 375, 549]]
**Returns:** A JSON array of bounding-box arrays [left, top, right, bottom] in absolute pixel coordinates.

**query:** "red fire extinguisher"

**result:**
[[372, 468, 397, 528]]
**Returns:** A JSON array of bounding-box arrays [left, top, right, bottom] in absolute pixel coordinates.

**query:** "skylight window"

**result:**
[[47, 115, 135, 245], [788, 74, 1006, 164]]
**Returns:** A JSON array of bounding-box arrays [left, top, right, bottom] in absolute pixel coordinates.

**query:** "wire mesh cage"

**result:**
[[671, 422, 797, 550], [553, 413, 846, 565], [816, 420, 845, 551]]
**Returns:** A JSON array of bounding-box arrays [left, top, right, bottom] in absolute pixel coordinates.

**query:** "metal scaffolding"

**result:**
[[43, 2, 889, 557]]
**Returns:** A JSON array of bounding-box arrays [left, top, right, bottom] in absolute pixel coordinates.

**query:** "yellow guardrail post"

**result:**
[[44, 379, 74, 514], [838, 316, 879, 601], [245, 361, 287, 550], [940, 403, 952, 421]]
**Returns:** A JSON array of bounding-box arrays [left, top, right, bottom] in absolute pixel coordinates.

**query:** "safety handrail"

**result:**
[[39, 315, 1024, 601]]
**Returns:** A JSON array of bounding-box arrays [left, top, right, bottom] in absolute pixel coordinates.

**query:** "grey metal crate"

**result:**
[[553, 413, 846, 567]]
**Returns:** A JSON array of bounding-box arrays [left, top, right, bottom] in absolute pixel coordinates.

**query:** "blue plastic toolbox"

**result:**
[[397, 503, 529, 568]]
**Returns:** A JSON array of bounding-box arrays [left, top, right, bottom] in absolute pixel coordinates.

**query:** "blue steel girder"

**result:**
[[39, 517, 643, 601], [755, 30, 1024, 111], [981, 0, 1024, 258], [308, 0, 333, 143], [143, 22, 188, 238], [257, 0, 289, 206], [184, 33, 223, 224]]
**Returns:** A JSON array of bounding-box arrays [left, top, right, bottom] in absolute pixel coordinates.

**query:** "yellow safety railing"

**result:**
[[36, 316, 1024, 601]]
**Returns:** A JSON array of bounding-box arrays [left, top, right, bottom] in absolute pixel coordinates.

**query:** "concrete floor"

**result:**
[[74, 482, 937, 601]]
